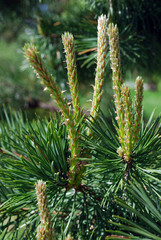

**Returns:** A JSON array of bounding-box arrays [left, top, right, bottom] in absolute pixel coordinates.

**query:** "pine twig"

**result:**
[[133, 76, 143, 143], [24, 44, 80, 179], [121, 85, 133, 161], [89, 15, 108, 123], [62, 32, 81, 125], [36, 180, 54, 240], [107, 23, 124, 146]]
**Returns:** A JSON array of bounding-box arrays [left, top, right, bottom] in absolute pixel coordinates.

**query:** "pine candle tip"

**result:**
[[136, 76, 143, 85], [98, 14, 108, 30], [36, 179, 45, 186], [99, 14, 107, 19], [24, 43, 36, 54], [135, 76, 143, 96], [62, 31, 72, 38], [107, 22, 117, 32], [136, 76, 143, 80], [98, 14, 107, 22], [62, 32, 74, 46]]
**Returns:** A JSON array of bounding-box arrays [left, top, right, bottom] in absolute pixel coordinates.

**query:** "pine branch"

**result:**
[[107, 23, 124, 146], [36, 180, 54, 240], [133, 76, 143, 144], [24, 44, 80, 183], [62, 32, 81, 125], [89, 15, 108, 125], [121, 85, 133, 162]]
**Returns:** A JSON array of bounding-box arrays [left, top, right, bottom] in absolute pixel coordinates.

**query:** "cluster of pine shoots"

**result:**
[[24, 15, 143, 239]]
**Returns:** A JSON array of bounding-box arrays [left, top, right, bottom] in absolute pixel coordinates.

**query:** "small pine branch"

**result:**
[[107, 23, 124, 146], [36, 180, 54, 240], [24, 44, 80, 185], [133, 76, 143, 144], [121, 85, 133, 161], [108, 24, 144, 163], [62, 32, 81, 125], [89, 15, 108, 123]]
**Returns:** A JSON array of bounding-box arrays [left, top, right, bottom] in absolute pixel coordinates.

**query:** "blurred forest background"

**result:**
[[0, 0, 161, 119]]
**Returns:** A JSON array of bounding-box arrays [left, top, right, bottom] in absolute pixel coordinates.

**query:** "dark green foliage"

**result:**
[[0, 109, 69, 238], [32, 0, 161, 74], [1, 106, 161, 239], [0, 109, 113, 239], [106, 180, 161, 239], [77, 0, 161, 71], [83, 110, 161, 193]]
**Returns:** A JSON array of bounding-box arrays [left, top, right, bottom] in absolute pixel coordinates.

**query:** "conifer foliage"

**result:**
[[0, 15, 161, 239]]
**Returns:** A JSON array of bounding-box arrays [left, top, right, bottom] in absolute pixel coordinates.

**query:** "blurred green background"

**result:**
[[0, 0, 161, 119]]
